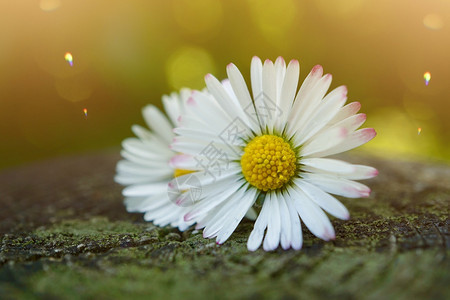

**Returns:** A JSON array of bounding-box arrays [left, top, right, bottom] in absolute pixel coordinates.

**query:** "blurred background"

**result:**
[[0, 0, 449, 170]]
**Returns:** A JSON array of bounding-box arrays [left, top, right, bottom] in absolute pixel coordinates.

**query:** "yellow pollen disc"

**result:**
[[174, 169, 194, 178], [241, 135, 297, 191]]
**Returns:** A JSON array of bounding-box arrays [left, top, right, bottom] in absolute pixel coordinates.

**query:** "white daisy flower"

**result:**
[[115, 88, 197, 231], [169, 57, 378, 251]]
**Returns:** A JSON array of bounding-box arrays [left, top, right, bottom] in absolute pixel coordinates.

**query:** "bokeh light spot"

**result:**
[[423, 13, 444, 30], [166, 46, 215, 90], [39, 0, 61, 12]]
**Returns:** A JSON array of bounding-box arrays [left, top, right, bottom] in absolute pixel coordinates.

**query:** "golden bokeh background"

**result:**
[[1, 0, 449, 169]]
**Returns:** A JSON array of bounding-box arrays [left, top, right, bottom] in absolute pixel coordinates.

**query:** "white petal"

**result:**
[[175, 211, 195, 231], [290, 186, 335, 241], [115, 174, 157, 185], [294, 85, 347, 145], [216, 188, 257, 244], [202, 187, 247, 238], [120, 150, 169, 168], [124, 192, 173, 212], [168, 169, 241, 198], [172, 127, 224, 144], [274, 57, 286, 101], [298, 64, 323, 93], [261, 59, 277, 129], [184, 179, 242, 222], [142, 105, 174, 143], [245, 207, 257, 221], [131, 125, 153, 141], [315, 128, 377, 157], [116, 160, 172, 177], [302, 173, 371, 198], [263, 194, 281, 251], [295, 179, 350, 220], [145, 201, 180, 226], [171, 136, 241, 159], [250, 56, 263, 100], [247, 197, 270, 251], [122, 138, 171, 160], [151, 203, 193, 230], [124, 196, 156, 212], [122, 182, 168, 197], [226, 63, 260, 132], [344, 165, 379, 180], [169, 154, 197, 170], [162, 94, 181, 126], [300, 158, 378, 180], [300, 127, 348, 157], [301, 158, 355, 174], [287, 66, 329, 136], [184, 94, 235, 133], [204, 74, 250, 126], [275, 59, 299, 130], [329, 101, 361, 125], [162, 88, 190, 125], [285, 195, 303, 250], [278, 194, 292, 250], [329, 113, 367, 133]]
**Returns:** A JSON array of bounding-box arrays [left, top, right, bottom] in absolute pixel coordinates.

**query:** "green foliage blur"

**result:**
[[1, 0, 449, 169]]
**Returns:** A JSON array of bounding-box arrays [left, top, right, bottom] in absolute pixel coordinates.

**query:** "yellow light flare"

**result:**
[[64, 52, 73, 66], [423, 72, 431, 86], [423, 14, 444, 30], [417, 127, 422, 135], [40, 0, 61, 12], [166, 46, 215, 90], [83, 108, 88, 117]]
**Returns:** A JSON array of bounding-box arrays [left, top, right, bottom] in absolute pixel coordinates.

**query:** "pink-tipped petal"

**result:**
[[302, 173, 372, 198], [315, 127, 377, 157], [341, 85, 348, 96], [329, 101, 362, 125], [275, 56, 285, 64], [311, 64, 323, 75], [325, 228, 336, 240], [186, 97, 196, 106], [204, 73, 214, 82]]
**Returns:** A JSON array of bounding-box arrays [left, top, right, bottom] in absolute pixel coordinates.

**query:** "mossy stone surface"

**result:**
[[0, 151, 449, 299]]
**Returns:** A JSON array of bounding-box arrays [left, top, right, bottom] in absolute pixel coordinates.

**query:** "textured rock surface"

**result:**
[[0, 150, 449, 299]]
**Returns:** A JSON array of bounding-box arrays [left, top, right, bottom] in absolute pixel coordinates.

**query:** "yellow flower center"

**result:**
[[240, 135, 297, 192], [174, 169, 194, 178]]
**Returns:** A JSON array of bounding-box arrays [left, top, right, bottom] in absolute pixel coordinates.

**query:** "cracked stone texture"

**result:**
[[0, 150, 449, 299]]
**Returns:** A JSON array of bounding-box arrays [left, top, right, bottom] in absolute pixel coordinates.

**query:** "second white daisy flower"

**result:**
[[115, 89, 196, 231]]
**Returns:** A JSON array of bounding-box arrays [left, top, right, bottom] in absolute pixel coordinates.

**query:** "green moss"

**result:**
[[1, 215, 448, 299], [2, 245, 446, 300], [34, 217, 145, 238]]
